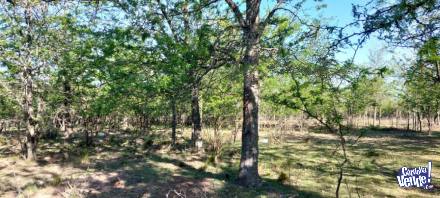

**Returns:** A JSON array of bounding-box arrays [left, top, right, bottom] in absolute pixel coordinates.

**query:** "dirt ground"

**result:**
[[1, 127, 440, 198]]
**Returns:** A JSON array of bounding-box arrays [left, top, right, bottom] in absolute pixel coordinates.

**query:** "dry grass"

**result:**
[[0, 124, 439, 197]]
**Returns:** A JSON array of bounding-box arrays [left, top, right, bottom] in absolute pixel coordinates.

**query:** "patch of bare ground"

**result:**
[[2, 127, 439, 197]]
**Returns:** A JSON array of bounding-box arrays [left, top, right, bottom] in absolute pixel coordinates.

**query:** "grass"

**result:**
[[0, 126, 439, 197]]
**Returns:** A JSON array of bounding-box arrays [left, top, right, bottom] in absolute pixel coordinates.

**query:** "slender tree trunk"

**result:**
[[142, 114, 149, 134], [23, 67, 37, 160], [417, 112, 422, 132], [20, 3, 38, 161], [238, 19, 261, 187], [63, 80, 73, 138], [391, 114, 394, 127], [373, 106, 377, 126], [171, 99, 177, 146], [437, 111, 440, 125], [300, 112, 304, 132], [84, 117, 93, 146], [378, 108, 381, 127], [436, 60, 440, 82], [233, 115, 239, 143], [191, 82, 203, 150], [363, 110, 367, 127], [413, 111, 416, 130], [428, 114, 432, 136]]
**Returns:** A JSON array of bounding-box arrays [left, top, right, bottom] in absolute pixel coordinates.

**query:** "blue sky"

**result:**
[[304, 0, 391, 65], [261, 0, 414, 66]]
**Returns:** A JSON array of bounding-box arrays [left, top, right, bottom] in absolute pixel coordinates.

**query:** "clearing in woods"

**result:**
[[0, 127, 439, 198]]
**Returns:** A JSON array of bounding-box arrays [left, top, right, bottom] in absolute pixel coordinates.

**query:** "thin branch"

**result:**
[[224, 0, 245, 28]]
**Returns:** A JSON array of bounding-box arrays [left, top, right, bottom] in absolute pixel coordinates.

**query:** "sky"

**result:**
[[270, 0, 415, 66], [303, 0, 394, 65]]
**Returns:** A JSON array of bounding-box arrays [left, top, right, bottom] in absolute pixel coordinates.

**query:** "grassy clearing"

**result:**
[[0, 127, 439, 197]]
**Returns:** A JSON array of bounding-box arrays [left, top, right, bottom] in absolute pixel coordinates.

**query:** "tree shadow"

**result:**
[[4, 127, 440, 197], [70, 150, 323, 197]]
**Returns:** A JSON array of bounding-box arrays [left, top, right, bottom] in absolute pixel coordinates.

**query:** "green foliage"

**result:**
[[402, 38, 440, 120], [202, 68, 241, 127], [355, 0, 439, 47], [0, 0, 438, 197]]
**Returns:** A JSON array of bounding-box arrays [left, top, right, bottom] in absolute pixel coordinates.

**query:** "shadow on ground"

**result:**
[[2, 127, 440, 197]]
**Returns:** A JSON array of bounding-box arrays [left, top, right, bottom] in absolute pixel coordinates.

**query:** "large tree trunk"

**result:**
[[191, 83, 203, 150], [23, 68, 37, 160], [238, 18, 261, 186]]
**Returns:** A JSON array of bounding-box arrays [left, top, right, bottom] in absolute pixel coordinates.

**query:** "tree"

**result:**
[[115, 0, 235, 149], [0, 0, 58, 160], [402, 38, 440, 134], [222, 0, 264, 186], [355, 0, 440, 133], [354, 0, 440, 48], [222, 0, 298, 186]]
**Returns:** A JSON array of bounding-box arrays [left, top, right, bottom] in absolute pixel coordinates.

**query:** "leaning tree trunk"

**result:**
[[23, 67, 38, 160], [191, 82, 203, 150], [238, 22, 261, 187]]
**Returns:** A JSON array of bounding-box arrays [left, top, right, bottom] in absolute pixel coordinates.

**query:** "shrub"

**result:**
[[277, 172, 289, 183]]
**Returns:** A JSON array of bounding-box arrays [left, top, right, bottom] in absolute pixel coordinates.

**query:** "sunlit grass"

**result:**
[[0, 127, 439, 197]]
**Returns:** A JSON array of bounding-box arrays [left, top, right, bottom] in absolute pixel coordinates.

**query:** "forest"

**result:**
[[0, 0, 439, 197]]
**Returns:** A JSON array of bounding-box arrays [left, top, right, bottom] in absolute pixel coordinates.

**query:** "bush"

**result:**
[[277, 172, 289, 183], [142, 138, 154, 150]]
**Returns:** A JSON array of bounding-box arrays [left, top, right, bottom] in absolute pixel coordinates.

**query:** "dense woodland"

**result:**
[[0, 0, 440, 197]]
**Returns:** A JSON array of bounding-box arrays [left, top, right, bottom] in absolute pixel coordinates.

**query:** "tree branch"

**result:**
[[224, 0, 245, 28], [259, 1, 283, 33]]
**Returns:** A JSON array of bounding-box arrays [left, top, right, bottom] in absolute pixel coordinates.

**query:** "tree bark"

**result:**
[[224, 0, 266, 187], [63, 80, 73, 138], [171, 99, 177, 146], [437, 112, 440, 125], [428, 114, 432, 136], [23, 67, 37, 160], [233, 115, 239, 143], [414, 112, 417, 130], [378, 108, 381, 127], [373, 106, 377, 126], [191, 82, 203, 150], [238, 15, 261, 186], [417, 112, 422, 132]]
